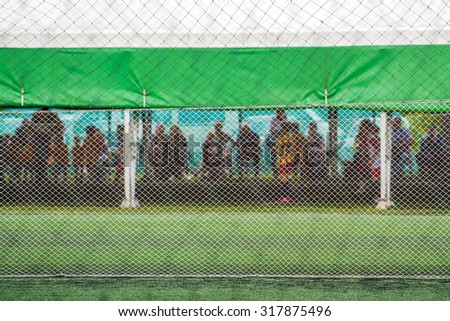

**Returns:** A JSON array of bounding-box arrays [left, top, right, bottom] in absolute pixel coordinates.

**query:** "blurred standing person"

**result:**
[[417, 125, 446, 179], [213, 121, 234, 178], [19, 139, 36, 182], [304, 122, 326, 183], [83, 126, 104, 184], [113, 125, 125, 186], [15, 118, 33, 145], [202, 132, 221, 180], [266, 110, 288, 179], [391, 117, 413, 177], [369, 123, 381, 184], [16, 118, 35, 181], [277, 122, 295, 203], [48, 133, 69, 182], [235, 123, 261, 178], [291, 122, 306, 179], [71, 136, 84, 181], [353, 119, 373, 193], [31, 108, 64, 182], [96, 128, 110, 183], [2, 134, 12, 181], [367, 123, 381, 202], [152, 124, 170, 181], [168, 124, 188, 180], [7, 135, 21, 182]]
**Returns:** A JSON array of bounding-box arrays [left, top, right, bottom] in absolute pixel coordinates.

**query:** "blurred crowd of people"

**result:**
[[343, 117, 447, 203], [0, 109, 111, 185], [0, 108, 447, 202]]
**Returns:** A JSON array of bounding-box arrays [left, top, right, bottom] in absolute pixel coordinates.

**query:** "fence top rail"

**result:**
[[2, 99, 450, 115]]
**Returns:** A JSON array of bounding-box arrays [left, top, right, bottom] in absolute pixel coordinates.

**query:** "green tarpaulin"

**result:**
[[1, 45, 449, 112]]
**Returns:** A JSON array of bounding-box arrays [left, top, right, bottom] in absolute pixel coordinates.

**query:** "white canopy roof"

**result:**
[[1, 0, 449, 47]]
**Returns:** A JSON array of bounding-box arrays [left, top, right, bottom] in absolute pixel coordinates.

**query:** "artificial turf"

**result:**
[[1, 205, 449, 277], [0, 277, 449, 301]]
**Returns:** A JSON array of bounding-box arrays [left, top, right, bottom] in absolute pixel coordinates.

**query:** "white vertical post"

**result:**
[[130, 110, 139, 207], [143, 89, 147, 108], [377, 112, 393, 209], [121, 109, 140, 208], [121, 109, 131, 207], [121, 110, 132, 207], [386, 112, 393, 207]]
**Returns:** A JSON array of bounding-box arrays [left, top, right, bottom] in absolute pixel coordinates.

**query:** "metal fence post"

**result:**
[[377, 111, 393, 209], [121, 109, 139, 208]]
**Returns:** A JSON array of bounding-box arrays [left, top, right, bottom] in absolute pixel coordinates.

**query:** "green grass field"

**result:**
[[1, 204, 449, 300], [1, 277, 449, 301], [1, 204, 449, 276]]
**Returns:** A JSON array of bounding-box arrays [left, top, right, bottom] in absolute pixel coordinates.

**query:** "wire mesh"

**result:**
[[0, 106, 449, 277], [0, 0, 449, 277]]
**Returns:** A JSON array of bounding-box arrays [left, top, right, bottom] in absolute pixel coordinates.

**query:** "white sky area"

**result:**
[[1, 0, 449, 47]]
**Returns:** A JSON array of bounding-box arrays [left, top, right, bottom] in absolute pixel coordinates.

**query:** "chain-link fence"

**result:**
[[1, 106, 449, 277], [0, 0, 449, 277]]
